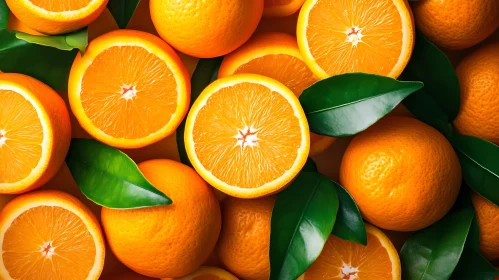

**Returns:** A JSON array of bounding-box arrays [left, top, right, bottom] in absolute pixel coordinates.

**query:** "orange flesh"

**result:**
[[306, 0, 403, 76], [192, 82, 302, 189], [304, 232, 393, 280], [2, 206, 96, 279], [0, 89, 43, 184], [80, 46, 178, 139], [28, 0, 92, 12]]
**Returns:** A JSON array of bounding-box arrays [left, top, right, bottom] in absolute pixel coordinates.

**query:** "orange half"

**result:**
[[184, 74, 310, 199], [264, 0, 305, 18], [303, 224, 401, 280], [297, 0, 414, 79], [174, 267, 238, 280], [0, 190, 105, 280], [69, 29, 190, 149]]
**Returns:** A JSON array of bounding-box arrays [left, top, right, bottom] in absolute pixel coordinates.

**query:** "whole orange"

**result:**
[[340, 117, 462, 232], [472, 193, 499, 262], [101, 159, 221, 278], [149, 0, 264, 58], [411, 0, 499, 50], [454, 43, 499, 144], [217, 196, 275, 280]]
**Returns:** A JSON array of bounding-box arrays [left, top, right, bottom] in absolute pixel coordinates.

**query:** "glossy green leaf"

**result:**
[[177, 57, 223, 166], [65, 139, 172, 209], [402, 31, 460, 120], [0, 0, 8, 30], [468, 217, 480, 252], [332, 182, 367, 245], [0, 30, 77, 90], [452, 134, 499, 207], [451, 247, 499, 280], [400, 207, 474, 280], [299, 73, 423, 137], [302, 158, 318, 172], [16, 28, 88, 54], [270, 172, 339, 280], [107, 0, 141, 29]]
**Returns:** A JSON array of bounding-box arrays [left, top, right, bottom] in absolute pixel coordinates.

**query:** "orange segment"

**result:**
[[297, 0, 414, 79], [28, 0, 92, 12], [264, 0, 305, 18], [303, 224, 401, 280], [219, 32, 335, 156], [175, 267, 238, 280], [69, 29, 190, 149], [0, 190, 105, 280], [184, 74, 310, 198]]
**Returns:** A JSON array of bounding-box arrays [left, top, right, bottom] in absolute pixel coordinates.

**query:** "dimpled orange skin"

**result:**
[[217, 196, 275, 280], [101, 159, 221, 279], [411, 0, 499, 50], [340, 117, 462, 232], [454, 43, 499, 145], [149, 0, 264, 58], [472, 193, 499, 262]]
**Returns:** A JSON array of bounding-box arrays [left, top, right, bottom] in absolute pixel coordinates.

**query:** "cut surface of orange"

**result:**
[[0, 73, 71, 194], [0, 190, 105, 280], [264, 0, 305, 18], [69, 29, 190, 149], [303, 224, 401, 280], [219, 32, 335, 156], [175, 267, 239, 280], [184, 74, 310, 198], [297, 0, 414, 79]]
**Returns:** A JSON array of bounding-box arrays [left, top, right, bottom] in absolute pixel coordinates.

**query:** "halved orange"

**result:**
[[175, 267, 238, 280], [69, 29, 191, 149], [219, 32, 335, 156], [184, 74, 310, 199], [0, 73, 71, 194], [302, 224, 401, 280], [297, 0, 415, 79], [0, 190, 105, 279], [5, 0, 108, 35], [264, 0, 305, 18]]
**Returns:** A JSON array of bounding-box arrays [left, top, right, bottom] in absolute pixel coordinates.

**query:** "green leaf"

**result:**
[[15, 28, 88, 54], [302, 158, 318, 172], [332, 182, 367, 245], [65, 139, 172, 209], [467, 217, 480, 252], [270, 172, 339, 280], [400, 207, 475, 280], [451, 247, 499, 280], [107, 0, 141, 29], [299, 73, 423, 137], [0, 29, 77, 90], [177, 57, 223, 166], [0, 0, 8, 30], [452, 134, 499, 207], [402, 31, 460, 120]]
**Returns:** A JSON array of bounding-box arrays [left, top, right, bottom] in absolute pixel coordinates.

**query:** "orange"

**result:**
[[5, 0, 108, 35], [175, 267, 239, 280], [340, 117, 461, 231], [68, 29, 190, 149], [0, 73, 71, 194], [101, 159, 221, 278], [472, 193, 499, 262], [453, 43, 499, 145], [263, 0, 305, 18], [412, 0, 499, 50], [218, 32, 335, 156], [0, 190, 105, 279], [149, 0, 264, 58], [297, 0, 415, 79], [217, 196, 275, 280], [103, 271, 158, 280], [184, 74, 310, 199], [6, 12, 44, 35], [302, 224, 401, 280]]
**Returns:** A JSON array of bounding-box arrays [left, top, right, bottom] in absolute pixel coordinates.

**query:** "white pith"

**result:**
[[340, 263, 359, 280], [0, 130, 6, 146], [120, 84, 137, 100], [235, 126, 259, 148], [346, 26, 364, 46]]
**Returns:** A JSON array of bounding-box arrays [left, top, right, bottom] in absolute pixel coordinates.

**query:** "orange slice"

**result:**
[[297, 0, 415, 79], [174, 267, 239, 280], [219, 32, 335, 156], [264, 0, 305, 18], [303, 224, 401, 280], [68, 29, 190, 149], [0, 73, 71, 194], [184, 74, 310, 199], [0, 190, 105, 280], [5, 0, 108, 35]]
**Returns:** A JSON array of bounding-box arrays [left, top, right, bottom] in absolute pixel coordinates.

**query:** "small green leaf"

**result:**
[[400, 207, 474, 280], [270, 172, 339, 280], [302, 158, 318, 172], [16, 28, 88, 54], [65, 139, 172, 209], [452, 134, 499, 207], [402, 31, 460, 120], [177, 57, 223, 166], [332, 182, 367, 245], [107, 0, 141, 29], [299, 73, 423, 137], [0, 0, 8, 30], [450, 247, 499, 280]]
